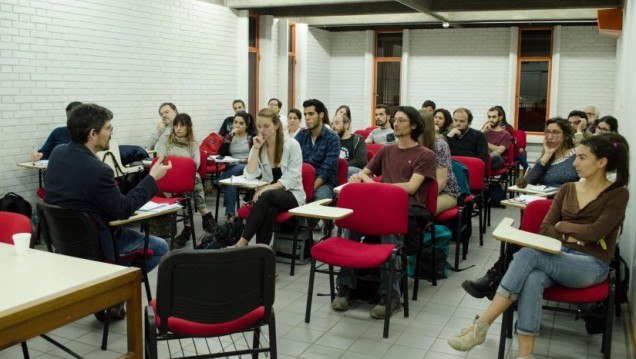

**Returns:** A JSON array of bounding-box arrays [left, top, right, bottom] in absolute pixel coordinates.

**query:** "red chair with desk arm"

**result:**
[[497, 199, 615, 359], [305, 183, 409, 338], [237, 163, 315, 276], [452, 156, 486, 246], [150, 156, 197, 250]]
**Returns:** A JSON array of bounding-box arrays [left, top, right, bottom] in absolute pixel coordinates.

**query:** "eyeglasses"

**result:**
[[596, 126, 611, 133], [544, 130, 563, 136], [394, 117, 410, 123]]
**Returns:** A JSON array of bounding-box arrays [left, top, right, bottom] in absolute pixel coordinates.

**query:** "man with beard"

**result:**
[[446, 107, 489, 166], [219, 99, 250, 136], [481, 106, 512, 170], [366, 104, 395, 144], [148, 102, 178, 149], [331, 113, 367, 178], [295, 98, 340, 202], [45, 103, 171, 274]]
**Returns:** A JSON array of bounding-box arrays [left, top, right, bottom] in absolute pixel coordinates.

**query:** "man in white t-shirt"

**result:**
[[366, 104, 395, 144]]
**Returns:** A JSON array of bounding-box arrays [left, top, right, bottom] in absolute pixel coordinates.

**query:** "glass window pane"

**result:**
[[248, 52, 258, 116], [517, 61, 549, 132], [375, 62, 400, 114], [520, 30, 552, 57], [249, 17, 257, 48], [376, 33, 402, 57]]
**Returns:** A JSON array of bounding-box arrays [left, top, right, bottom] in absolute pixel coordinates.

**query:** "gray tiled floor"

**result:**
[[3, 200, 633, 359]]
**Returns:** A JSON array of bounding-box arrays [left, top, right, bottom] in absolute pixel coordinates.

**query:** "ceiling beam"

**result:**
[[429, 0, 621, 12], [394, 0, 449, 23], [237, 2, 416, 17]]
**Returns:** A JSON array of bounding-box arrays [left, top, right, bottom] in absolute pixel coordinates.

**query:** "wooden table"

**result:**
[[17, 161, 48, 187], [216, 175, 267, 220], [0, 243, 142, 358]]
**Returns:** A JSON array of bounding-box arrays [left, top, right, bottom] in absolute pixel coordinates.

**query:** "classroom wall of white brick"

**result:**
[[408, 27, 512, 129], [328, 31, 368, 131], [555, 26, 617, 117], [305, 28, 331, 110], [0, 0, 238, 200]]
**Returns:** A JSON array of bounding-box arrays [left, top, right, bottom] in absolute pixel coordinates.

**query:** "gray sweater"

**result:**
[[525, 149, 579, 188]]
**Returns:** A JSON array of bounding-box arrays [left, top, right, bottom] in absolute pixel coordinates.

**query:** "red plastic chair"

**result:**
[[512, 129, 527, 179], [305, 183, 409, 338], [237, 163, 315, 276], [498, 199, 614, 359], [485, 142, 515, 227], [354, 129, 372, 139], [150, 156, 197, 249], [337, 158, 348, 186], [452, 156, 486, 245], [0, 212, 31, 244], [366, 143, 383, 159]]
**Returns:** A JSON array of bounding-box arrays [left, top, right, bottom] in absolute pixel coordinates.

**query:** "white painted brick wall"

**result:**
[[328, 31, 367, 131], [556, 26, 617, 117], [408, 28, 512, 129], [0, 0, 238, 201], [306, 28, 331, 111]]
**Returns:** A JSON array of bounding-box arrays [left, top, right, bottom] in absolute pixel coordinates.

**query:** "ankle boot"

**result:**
[[461, 267, 501, 300], [202, 212, 216, 233], [173, 226, 192, 249]]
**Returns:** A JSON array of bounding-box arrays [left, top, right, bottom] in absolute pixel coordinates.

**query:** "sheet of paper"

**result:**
[[138, 201, 182, 212], [230, 175, 262, 186], [525, 184, 558, 193], [34, 160, 49, 166]]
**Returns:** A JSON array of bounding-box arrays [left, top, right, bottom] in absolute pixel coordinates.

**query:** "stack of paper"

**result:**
[[525, 184, 558, 193], [138, 201, 182, 212], [230, 176, 262, 186]]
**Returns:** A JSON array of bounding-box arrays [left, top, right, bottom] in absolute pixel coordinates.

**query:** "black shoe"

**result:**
[[109, 302, 126, 321], [173, 226, 192, 249], [202, 213, 216, 233], [461, 268, 500, 300]]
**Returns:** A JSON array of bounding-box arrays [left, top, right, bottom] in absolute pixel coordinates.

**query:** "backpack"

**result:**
[[451, 160, 471, 205], [0, 192, 32, 218], [200, 132, 223, 157], [196, 219, 244, 249]]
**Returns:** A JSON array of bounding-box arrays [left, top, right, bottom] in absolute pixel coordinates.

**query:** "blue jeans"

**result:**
[[336, 230, 402, 298], [117, 228, 169, 273], [313, 183, 334, 202], [347, 166, 361, 179], [219, 163, 246, 216], [498, 247, 608, 335]]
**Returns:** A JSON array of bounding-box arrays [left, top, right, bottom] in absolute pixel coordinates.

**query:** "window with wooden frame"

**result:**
[[248, 14, 260, 116], [515, 28, 553, 133], [373, 32, 402, 123], [288, 22, 296, 110]]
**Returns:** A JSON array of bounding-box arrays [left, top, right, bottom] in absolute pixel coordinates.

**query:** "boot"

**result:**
[[448, 316, 490, 351], [173, 226, 192, 249], [202, 212, 216, 233], [461, 267, 501, 300]]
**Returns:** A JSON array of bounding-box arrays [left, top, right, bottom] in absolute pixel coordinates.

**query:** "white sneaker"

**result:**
[[448, 316, 490, 351]]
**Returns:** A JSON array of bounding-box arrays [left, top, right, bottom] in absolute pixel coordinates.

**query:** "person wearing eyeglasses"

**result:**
[[568, 109, 591, 145], [461, 117, 579, 301], [595, 115, 618, 135]]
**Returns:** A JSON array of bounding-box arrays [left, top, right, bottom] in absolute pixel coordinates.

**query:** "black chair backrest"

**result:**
[[155, 246, 276, 334], [37, 202, 102, 261]]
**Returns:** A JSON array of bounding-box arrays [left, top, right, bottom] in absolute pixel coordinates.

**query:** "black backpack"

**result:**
[[0, 192, 32, 218], [196, 220, 244, 250]]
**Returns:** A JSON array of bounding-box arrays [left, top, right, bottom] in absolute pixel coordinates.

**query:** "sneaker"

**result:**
[[370, 296, 402, 319], [331, 286, 352, 311], [202, 213, 216, 233], [447, 316, 490, 351], [173, 226, 192, 249], [461, 267, 501, 300]]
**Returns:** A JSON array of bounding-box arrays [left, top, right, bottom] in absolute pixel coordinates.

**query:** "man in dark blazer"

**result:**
[[45, 103, 172, 273]]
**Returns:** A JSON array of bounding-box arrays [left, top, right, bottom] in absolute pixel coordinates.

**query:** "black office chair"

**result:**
[[37, 202, 153, 351], [145, 246, 277, 359]]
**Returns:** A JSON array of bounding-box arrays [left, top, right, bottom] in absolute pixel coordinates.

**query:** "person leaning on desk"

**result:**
[[449, 134, 630, 359], [45, 103, 172, 276], [31, 101, 82, 162]]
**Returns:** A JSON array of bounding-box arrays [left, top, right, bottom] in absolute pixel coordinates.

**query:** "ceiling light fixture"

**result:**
[[442, 22, 450, 28]]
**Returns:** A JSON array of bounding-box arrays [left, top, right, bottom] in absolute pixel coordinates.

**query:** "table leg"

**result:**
[[124, 274, 142, 359]]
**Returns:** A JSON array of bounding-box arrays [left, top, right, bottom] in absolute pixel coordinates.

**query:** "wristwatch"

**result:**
[[576, 240, 585, 246]]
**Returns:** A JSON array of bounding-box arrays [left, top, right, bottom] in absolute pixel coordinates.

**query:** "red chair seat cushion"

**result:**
[[150, 300, 265, 336], [310, 237, 395, 268], [435, 206, 459, 221], [490, 167, 508, 177], [237, 204, 292, 223], [543, 279, 609, 303]]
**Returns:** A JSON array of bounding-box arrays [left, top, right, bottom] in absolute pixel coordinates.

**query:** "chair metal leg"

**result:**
[[412, 230, 423, 300], [41, 334, 83, 359], [430, 226, 437, 287], [252, 327, 261, 359], [101, 307, 111, 350], [20, 341, 30, 359], [305, 258, 317, 323], [384, 252, 397, 338], [268, 309, 277, 359], [290, 219, 299, 276]]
